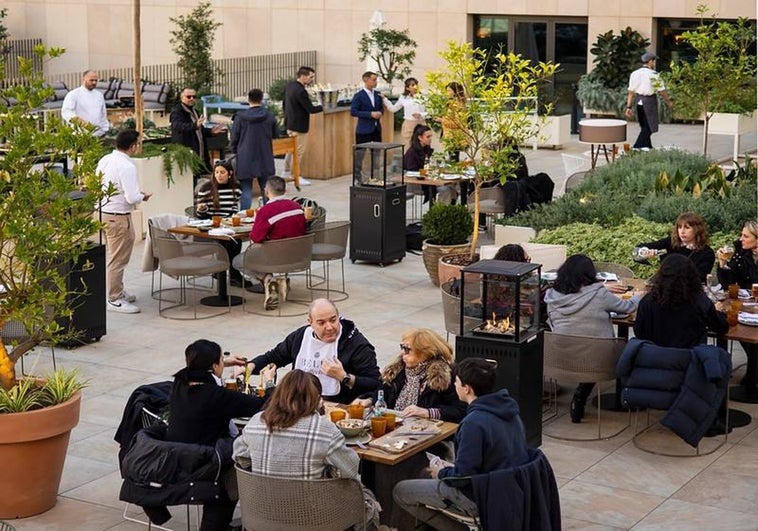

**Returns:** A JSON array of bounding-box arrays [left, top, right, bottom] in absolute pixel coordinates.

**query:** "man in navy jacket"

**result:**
[[393, 357, 530, 530], [351, 71, 386, 178]]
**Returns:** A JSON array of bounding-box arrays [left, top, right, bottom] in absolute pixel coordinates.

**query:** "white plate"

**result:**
[[738, 289, 752, 299], [596, 272, 619, 281], [541, 272, 558, 281], [241, 217, 254, 224], [405, 171, 420, 177], [188, 219, 212, 227], [343, 432, 372, 446], [382, 409, 405, 423], [232, 417, 250, 427], [738, 312, 758, 326], [441, 174, 460, 181]]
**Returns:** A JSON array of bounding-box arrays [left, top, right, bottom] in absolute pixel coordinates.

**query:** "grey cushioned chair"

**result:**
[[308, 220, 350, 301], [592, 261, 636, 279], [543, 331, 629, 441], [235, 465, 365, 531], [232, 233, 314, 317], [155, 237, 230, 320], [468, 185, 506, 233]]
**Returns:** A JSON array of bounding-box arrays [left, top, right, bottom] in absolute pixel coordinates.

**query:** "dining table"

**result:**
[[168, 223, 251, 307], [404, 174, 472, 206]]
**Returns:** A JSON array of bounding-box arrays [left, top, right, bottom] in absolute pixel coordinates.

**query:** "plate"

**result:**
[[241, 217, 254, 224], [381, 409, 405, 423], [343, 432, 371, 446], [738, 289, 752, 300], [738, 312, 758, 326], [233, 417, 250, 427], [406, 171, 420, 177], [441, 174, 460, 181], [610, 312, 629, 319], [188, 219, 212, 227], [541, 271, 558, 281], [596, 272, 619, 281]]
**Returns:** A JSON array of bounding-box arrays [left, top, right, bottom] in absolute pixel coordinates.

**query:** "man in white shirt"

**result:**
[[61, 70, 110, 138], [625, 52, 674, 149], [97, 129, 152, 313]]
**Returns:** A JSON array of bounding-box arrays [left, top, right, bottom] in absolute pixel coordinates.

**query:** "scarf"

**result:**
[[183, 102, 205, 155], [395, 362, 428, 411]]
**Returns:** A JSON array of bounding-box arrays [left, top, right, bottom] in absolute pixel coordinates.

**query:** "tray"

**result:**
[[367, 419, 442, 453]]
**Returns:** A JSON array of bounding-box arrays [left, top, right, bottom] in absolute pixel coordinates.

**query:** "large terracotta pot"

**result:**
[[421, 240, 470, 286], [438, 252, 480, 287], [0, 391, 81, 518]]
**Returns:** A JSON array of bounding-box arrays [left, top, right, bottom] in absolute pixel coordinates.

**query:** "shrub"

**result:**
[[268, 77, 292, 102], [421, 203, 473, 245]]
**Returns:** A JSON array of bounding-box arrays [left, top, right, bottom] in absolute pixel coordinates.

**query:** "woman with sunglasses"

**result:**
[[352, 328, 466, 423]]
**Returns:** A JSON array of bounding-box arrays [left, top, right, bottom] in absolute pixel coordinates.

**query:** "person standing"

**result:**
[[384, 77, 426, 149], [230, 88, 280, 210], [98, 129, 151, 314], [351, 71, 385, 144], [61, 70, 110, 138], [282, 66, 323, 186], [625, 51, 674, 149], [170, 87, 224, 179]]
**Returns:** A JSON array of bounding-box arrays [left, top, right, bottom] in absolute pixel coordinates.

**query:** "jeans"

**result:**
[[239, 177, 269, 210], [393, 479, 478, 531]]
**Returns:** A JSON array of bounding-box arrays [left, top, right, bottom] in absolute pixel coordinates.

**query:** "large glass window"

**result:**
[[473, 16, 588, 115]]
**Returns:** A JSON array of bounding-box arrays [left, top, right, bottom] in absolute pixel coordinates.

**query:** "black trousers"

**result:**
[[633, 103, 653, 149]]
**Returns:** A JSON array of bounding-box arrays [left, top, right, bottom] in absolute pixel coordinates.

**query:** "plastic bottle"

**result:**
[[374, 390, 387, 417]]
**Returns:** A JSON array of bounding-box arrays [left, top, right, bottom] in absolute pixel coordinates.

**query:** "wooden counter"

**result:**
[[301, 106, 394, 180]]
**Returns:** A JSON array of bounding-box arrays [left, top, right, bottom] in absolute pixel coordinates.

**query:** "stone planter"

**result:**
[[421, 240, 470, 286], [0, 391, 81, 518], [132, 156, 195, 238], [524, 114, 572, 149], [707, 111, 756, 159], [438, 252, 479, 287]]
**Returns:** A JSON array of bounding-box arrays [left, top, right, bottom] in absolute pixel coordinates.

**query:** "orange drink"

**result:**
[[330, 409, 347, 423], [348, 404, 365, 420], [212, 216, 222, 228], [383, 412, 396, 431], [232, 215, 241, 227], [371, 417, 387, 438]]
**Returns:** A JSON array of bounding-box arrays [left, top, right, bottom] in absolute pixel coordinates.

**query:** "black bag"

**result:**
[[406, 222, 423, 252]]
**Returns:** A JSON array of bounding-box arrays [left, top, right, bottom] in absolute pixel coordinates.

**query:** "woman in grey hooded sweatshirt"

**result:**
[[545, 254, 640, 423]]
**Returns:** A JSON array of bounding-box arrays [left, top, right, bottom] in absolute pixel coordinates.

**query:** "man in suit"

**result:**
[[350, 71, 386, 178], [282, 66, 323, 185]]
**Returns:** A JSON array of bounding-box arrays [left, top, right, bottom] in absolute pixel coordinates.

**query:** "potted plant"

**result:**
[[577, 27, 649, 117], [423, 41, 557, 260], [421, 203, 473, 286], [663, 6, 756, 156], [0, 47, 103, 518], [357, 22, 417, 92]]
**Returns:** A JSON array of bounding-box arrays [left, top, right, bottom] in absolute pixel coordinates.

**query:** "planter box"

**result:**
[[523, 114, 572, 149], [481, 243, 566, 271], [132, 156, 194, 238], [707, 111, 756, 160]]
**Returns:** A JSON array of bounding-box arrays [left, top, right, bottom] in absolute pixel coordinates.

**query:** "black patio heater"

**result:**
[[454, 259, 544, 447]]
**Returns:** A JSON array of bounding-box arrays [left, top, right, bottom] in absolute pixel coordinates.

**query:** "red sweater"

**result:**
[[250, 197, 307, 243]]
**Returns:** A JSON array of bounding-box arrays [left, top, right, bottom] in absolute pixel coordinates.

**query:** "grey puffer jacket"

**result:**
[[545, 283, 639, 338]]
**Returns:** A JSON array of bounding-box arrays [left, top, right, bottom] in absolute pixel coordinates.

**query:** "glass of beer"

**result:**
[[246, 207, 256, 218], [232, 215, 241, 227], [330, 409, 347, 423], [752, 283, 758, 300], [304, 206, 313, 221], [727, 309, 739, 327], [224, 378, 239, 392], [728, 283, 740, 299], [212, 215, 222, 228], [371, 417, 387, 438], [721, 245, 735, 261], [383, 412, 396, 432], [348, 404, 365, 420]]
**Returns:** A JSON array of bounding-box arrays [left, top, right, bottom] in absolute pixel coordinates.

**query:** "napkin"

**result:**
[[738, 312, 758, 324], [208, 227, 235, 236]]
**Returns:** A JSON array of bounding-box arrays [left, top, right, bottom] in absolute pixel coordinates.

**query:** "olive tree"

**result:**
[[357, 24, 417, 87], [169, 2, 223, 95]]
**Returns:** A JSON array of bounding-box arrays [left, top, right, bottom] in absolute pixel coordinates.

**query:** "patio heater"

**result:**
[[454, 260, 544, 447]]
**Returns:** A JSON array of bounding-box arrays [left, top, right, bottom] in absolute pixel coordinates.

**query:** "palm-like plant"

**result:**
[[423, 41, 558, 259]]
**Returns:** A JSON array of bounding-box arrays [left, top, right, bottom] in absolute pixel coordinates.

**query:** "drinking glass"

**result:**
[[212, 215, 222, 228], [224, 379, 239, 392], [727, 309, 739, 327], [721, 245, 735, 261], [371, 417, 387, 438], [383, 412, 397, 431], [330, 409, 346, 423], [232, 215, 241, 227], [348, 404, 365, 420], [728, 283, 740, 299]]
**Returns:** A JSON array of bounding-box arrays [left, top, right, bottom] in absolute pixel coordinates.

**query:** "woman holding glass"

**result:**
[[352, 328, 466, 423], [384, 77, 426, 149], [633, 212, 715, 283], [404, 124, 457, 205]]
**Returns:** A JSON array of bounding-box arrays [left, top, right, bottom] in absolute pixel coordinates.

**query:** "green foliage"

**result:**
[[135, 143, 204, 187], [655, 163, 731, 197], [421, 203, 474, 245], [0, 45, 108, 366], [0, 369, 86, 413], [169, 2, 223, 95], [663, 6, 756, 154], [0, 8, 8, 42], [577, 27, 649, 114], [268, 77, 292, 102], [424, 41, 557, 255], [0, 378, 42, 413], [40, 368, 87, 407], [121, 116, 156, 131], [357, 25, 417, 86], [509, 149, 750, 234]]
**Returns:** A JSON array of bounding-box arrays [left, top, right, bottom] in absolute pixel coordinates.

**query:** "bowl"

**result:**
[[336, 419, 367, 438]]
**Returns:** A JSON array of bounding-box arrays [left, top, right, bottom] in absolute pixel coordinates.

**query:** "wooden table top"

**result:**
[[404, 176, 468, 187], [353, 421, 458, 466], [168, 224, 250, 241]]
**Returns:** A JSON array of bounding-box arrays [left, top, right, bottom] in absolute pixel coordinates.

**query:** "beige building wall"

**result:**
[[3, 1, 755, 89]]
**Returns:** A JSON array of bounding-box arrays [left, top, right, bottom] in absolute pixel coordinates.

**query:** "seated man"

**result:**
[[248, 298, 381, 404], [245, 175, 306, 310], [393, 357, 530, 530]]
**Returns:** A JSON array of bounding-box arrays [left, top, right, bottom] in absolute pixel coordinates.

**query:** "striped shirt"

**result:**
[[195, 182, 241, 218]]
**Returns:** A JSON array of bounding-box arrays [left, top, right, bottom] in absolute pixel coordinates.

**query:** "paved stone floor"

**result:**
[[10, 122, 758, 530]]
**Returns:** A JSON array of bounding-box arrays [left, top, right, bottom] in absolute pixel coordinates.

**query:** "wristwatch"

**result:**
[[341, 374, 352, 387]]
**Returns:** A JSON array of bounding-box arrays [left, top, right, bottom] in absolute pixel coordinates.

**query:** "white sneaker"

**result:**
[[299, 177, 312, 186], [281, 171, 293, 179], [107, 298, 140, 314], [122, 290, 136, 303]]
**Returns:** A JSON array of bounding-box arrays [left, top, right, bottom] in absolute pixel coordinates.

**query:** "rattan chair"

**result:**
[[155, 237, 230, 320], [468, 184, 506, 233], [232, 233, 314, 317], [593, 261, 636, 279], [308, 220, 350, 301], [543, 331, 629, 441], [235, 465, 365, 531]]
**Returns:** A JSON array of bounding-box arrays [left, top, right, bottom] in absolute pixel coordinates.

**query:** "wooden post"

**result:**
[[133, 0, 143, 141]]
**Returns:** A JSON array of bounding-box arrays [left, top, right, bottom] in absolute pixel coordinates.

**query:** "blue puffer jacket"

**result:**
[[616, 338, 731, 447]]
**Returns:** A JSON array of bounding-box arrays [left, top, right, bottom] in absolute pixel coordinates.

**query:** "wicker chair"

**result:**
[[543, 331, 629, 441], [235, 465, 365, 531], [467, 184, 506, 233], [593, 261, 636, 279], [232, 233, 314, 317], [309, 220, 350, 301]]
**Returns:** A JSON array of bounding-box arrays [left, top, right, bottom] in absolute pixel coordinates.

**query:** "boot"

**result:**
[[570, 383, 594, 423], [276, 276, 290, 302], [263, 276, 279, 311]]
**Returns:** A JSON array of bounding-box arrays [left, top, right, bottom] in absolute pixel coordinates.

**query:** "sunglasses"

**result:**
[[184, 95, 197, 99], [399, 343, 412, 353]]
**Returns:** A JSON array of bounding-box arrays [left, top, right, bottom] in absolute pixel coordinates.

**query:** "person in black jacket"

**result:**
[[166, 339, 275, 531], [247, 298, 381, 404], [403, 124, 456, 204], [353, 328, 466, 423], [634, 211, 715, 283], [282, 66, 323, 181], [169, 87, 225, 180]]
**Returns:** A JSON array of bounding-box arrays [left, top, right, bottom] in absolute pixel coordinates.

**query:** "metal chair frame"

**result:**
[[307, 220, 350, 302]]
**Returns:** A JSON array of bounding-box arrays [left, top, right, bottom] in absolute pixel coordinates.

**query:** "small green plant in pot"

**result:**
[[420, 203, 474, 286]]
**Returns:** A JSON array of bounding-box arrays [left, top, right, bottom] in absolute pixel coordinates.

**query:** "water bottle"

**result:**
[[374, 390, 387, 417]]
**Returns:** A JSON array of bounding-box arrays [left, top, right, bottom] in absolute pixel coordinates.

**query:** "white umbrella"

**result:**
[[366, 10, 385, 75]]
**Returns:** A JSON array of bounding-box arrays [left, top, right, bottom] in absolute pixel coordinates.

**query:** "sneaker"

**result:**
[[107, 298, 140, 314], [122, 290, 137, 303], [264, 279, 279, 310], [281, 170, 293, 179], [276, 277, 290, 302], [299, 177, 312, 186]]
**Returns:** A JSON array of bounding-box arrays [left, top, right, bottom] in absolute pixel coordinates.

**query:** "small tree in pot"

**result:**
[[420, 203, 474, 286]]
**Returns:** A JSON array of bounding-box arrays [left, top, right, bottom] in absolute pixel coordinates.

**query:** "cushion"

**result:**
[[95, 80, 118, 100], [45, 80, 69, 102]]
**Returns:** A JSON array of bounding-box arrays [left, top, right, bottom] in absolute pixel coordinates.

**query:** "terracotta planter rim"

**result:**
[[0, 391, 81, 444]]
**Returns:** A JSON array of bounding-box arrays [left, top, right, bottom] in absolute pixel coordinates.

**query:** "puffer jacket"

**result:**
[[617, 338, 731, 447], [119, 424, 233, 508]]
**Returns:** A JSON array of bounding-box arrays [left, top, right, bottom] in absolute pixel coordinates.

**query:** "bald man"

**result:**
[[61, 70, 109, 137], [248, 299, 381, 403]]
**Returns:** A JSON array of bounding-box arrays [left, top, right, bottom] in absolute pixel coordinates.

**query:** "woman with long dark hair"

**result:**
[[385, 77, 426, 149], [233, 369, 381, 528], [403, 124, 457, 204], [545, 254, 639, 422]]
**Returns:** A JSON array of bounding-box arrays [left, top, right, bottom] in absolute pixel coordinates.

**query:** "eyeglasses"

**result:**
[[184, 95, 197, 99], [399, 343, 412, 353]]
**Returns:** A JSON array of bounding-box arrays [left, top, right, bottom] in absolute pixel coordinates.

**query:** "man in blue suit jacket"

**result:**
[[351, 71, 385, 144]]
